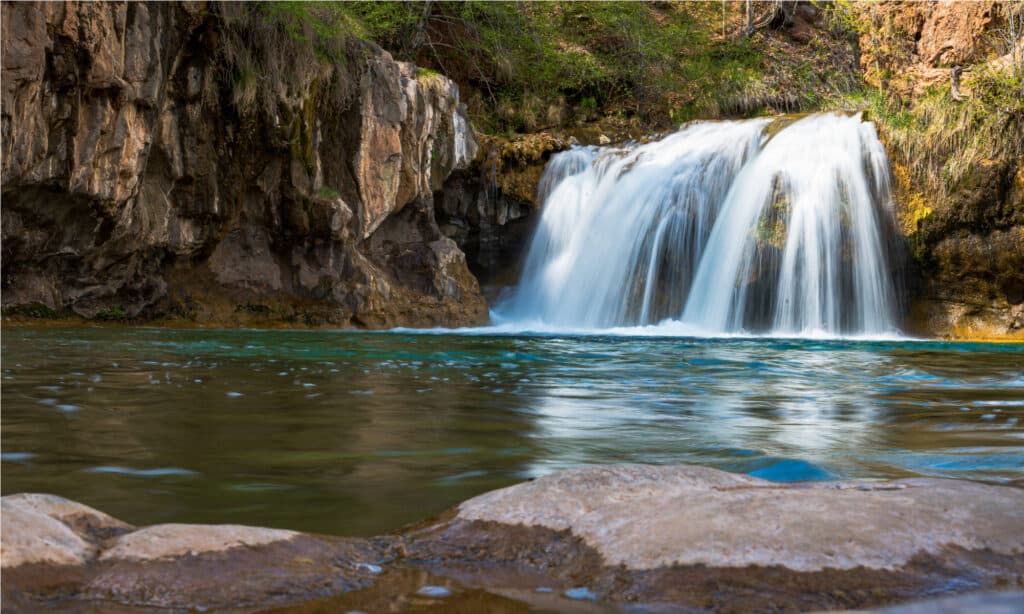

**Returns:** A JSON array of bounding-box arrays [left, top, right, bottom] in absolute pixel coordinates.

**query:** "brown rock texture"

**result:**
[[1, 493, 395, 611], [4, 467, 1023, 612], [436, 132, 569, 284], [1, 2, 486, 328], [858, 1, 999, 96], [449, 465, 1024, 572], [858, 1, 1024, 339]]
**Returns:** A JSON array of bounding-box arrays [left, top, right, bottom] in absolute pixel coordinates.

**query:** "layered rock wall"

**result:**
[[436, 132, 569, 285], [1, 1, 486, 327], [858, 1, 1024, 338]]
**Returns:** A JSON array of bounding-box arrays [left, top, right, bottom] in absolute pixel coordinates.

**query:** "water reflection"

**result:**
[[2, 326, 1023, 536]]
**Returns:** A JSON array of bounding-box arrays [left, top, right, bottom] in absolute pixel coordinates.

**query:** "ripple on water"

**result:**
[[416, 586, 451, 598], [1, 452, 35, 462], [1, 327, 1022, 538], [86, 466, 198, 477]]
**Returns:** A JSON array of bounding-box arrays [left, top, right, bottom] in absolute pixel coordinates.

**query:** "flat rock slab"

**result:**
[[98, 523, 300, 562], [4, 466, 1024, 612], [407, 465, 1024, 611], [452, 464, 1024, 571]]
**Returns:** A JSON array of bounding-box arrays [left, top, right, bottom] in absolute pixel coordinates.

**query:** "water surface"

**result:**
[[3, 325, 1023, 536]]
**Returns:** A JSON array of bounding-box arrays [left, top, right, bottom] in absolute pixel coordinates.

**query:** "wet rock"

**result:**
[[908, 227, 1024, 340], [437, 132, 569, 284], [865, 590, 1024, 613], [82, 532, 392, 610], [97, 523, 300, 562], [450, 465, 1024, 571], [858, 2, 1023, 339]]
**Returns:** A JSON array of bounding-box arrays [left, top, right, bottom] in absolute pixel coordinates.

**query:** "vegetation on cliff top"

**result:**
[[250, 1, 859, 134], [229, 1, 1021, 221], [833, 0, 1024, 263]]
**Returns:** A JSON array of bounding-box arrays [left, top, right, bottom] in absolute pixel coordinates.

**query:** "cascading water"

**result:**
[[452, 91, 471, 168], [496, 113, 904, 337]]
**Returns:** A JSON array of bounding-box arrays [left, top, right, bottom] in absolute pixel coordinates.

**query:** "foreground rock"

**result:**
[[3, 466, 1023, 612], [1, 493, 396, 611], [1, 2, 486, 328]]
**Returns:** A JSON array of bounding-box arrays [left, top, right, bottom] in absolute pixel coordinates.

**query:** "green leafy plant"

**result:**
[[93, 307, 128, 322]]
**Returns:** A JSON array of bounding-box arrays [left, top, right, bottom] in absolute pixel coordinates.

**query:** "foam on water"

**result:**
[[494, 113, 905, 339]]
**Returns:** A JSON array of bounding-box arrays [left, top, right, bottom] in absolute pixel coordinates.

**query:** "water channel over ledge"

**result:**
[[499, 113, 905, 337], [3, 326, 1023, 536]]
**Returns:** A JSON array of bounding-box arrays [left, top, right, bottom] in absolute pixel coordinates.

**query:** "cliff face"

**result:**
[[1, 2, 486, 327], [437, 132, 571, 286], [857, 1, 1024, 338]]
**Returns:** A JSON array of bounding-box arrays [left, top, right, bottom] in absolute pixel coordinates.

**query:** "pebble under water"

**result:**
[[2, 325, 1023, 536]]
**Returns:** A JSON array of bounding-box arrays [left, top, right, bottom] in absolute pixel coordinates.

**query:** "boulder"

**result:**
[[1, 494, 395, 611], [407, 465, 1024, 611], [4, 467, 1023, 612]]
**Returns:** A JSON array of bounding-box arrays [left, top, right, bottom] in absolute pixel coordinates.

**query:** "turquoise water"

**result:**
[[2, 325, 1023, 536]]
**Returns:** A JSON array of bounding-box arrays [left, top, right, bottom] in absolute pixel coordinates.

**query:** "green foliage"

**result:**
[[316, 185, 342, 199], [578, 96, 598, 113], [3, 303, 61, 319], [304, 3, 699, 129], [259, 2, 357, 62], [972, 64, 1024, 114], [93, 307, 128, 322], [216, 2, 357, 119], [813, 0, 866, 38], [214, 1, 862, 133], [838, 56, 1023, 251]]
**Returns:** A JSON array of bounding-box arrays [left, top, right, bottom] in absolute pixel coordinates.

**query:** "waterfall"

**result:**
[[452, 108, 470, 167], [496, 113, 904, 338]]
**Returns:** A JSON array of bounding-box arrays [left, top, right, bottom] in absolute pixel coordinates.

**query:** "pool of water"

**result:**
[[2, 325, 1023, 536]]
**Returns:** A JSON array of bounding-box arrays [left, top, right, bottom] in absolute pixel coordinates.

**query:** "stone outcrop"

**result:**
[[858, 1, 1000, 96], [1, 2, 486, 327], [4, 466, 1023, 612], [856, 1, 1024, 339], [437, 132, 569, 285]]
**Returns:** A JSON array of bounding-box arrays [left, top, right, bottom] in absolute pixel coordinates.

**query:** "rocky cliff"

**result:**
[[856, 1, 1024, 339], [437, 132, 571, 287], [1, 2, 486, 327]]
